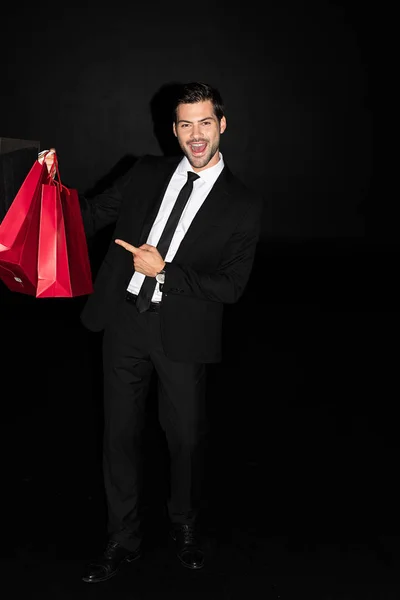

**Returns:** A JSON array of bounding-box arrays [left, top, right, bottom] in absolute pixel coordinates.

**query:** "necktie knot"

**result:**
[[187, 171, 200, 183]]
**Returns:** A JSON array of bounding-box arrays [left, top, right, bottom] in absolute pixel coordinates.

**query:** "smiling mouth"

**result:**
[[189, 142, 207, 155]]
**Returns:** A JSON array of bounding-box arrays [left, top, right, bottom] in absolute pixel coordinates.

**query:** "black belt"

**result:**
[[125, 291, 161, 313]]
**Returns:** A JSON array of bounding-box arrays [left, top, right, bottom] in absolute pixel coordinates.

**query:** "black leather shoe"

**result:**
[[82, 540, 141, 583], [170, 524, 205, 569]]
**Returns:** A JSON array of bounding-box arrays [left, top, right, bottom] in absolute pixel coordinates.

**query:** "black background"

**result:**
[[1, 0, 377, 240], [1, 2, 399, 595]]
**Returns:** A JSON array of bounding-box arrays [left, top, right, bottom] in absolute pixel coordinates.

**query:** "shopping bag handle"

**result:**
[[44, 151, 70, 196]]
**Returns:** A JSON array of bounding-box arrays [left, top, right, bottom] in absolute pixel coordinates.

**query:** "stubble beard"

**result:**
[[180, 139, 219, 171]]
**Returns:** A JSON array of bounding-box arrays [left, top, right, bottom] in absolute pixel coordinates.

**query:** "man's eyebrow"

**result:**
[[176, 116, 216, 124]]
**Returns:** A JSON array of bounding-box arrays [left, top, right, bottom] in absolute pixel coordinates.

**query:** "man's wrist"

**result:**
[[155, 262, 167, 284], [157, 261, 166, 275]]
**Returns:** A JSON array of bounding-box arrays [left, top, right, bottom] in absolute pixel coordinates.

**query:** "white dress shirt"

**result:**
[[127, 153, 225, 302]]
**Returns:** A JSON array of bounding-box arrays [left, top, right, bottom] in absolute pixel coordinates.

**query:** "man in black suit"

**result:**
[[43, 81, 263, 582]]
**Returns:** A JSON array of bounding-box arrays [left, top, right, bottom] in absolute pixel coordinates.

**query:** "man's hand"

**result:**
[[38, 148, 57, 176], [115, 240, 165, 277]]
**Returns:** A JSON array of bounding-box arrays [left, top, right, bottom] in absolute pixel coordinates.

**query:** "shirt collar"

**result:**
[[177, 152, 225, 184]]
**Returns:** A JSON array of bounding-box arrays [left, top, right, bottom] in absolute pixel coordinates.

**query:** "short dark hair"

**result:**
[[173, 82, 225, 123]]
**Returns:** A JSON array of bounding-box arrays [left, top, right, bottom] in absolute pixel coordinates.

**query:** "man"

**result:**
[[42, 81, 263, 582]]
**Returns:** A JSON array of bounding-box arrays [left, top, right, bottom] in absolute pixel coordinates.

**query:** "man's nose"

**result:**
[[191, 124, 201, 137]]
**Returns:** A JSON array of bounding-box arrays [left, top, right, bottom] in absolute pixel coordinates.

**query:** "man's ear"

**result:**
[[173, 123, 177, 138], [220, 116, 227, 134]]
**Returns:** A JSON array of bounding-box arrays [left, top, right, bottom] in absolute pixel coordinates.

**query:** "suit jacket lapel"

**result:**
[[138, 158, 180, 245], [173, 166, 232, 257]]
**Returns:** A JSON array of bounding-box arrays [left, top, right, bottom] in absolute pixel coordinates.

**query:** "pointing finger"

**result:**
[[115, 239, 139, 254]]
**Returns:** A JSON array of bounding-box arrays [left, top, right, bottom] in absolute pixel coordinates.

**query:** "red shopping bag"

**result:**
[[0, 158, 50, 295], [36, 159, 93, 298]]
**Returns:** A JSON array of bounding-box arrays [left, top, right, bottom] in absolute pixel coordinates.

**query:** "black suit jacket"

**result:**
[[80, 154, 263, 363]]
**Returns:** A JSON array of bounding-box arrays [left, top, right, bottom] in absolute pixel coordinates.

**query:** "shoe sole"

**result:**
[[177, 554, 205, 570], [82, 552, 141, 583]]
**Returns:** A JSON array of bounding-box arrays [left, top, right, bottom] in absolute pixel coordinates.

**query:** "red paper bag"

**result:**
[[36, 179, 94, 298], [0, 158, 50, 294]]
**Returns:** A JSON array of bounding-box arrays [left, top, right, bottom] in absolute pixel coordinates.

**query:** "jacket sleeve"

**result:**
[[162, 194, 263, 304], [78, 158, 143, 238]]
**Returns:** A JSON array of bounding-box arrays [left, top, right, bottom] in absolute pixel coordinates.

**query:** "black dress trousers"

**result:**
[[101, 297, 207, 552]]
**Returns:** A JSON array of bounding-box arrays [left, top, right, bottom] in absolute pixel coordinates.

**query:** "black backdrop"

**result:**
[[2, 0, 399, 542], [1, 1, 376, 240]]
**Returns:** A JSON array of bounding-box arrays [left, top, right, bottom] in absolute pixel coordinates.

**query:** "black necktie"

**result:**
[[135, 171, 200, 313]]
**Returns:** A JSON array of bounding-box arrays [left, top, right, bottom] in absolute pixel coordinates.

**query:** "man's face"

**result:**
[[173, 100, 226, 172]]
